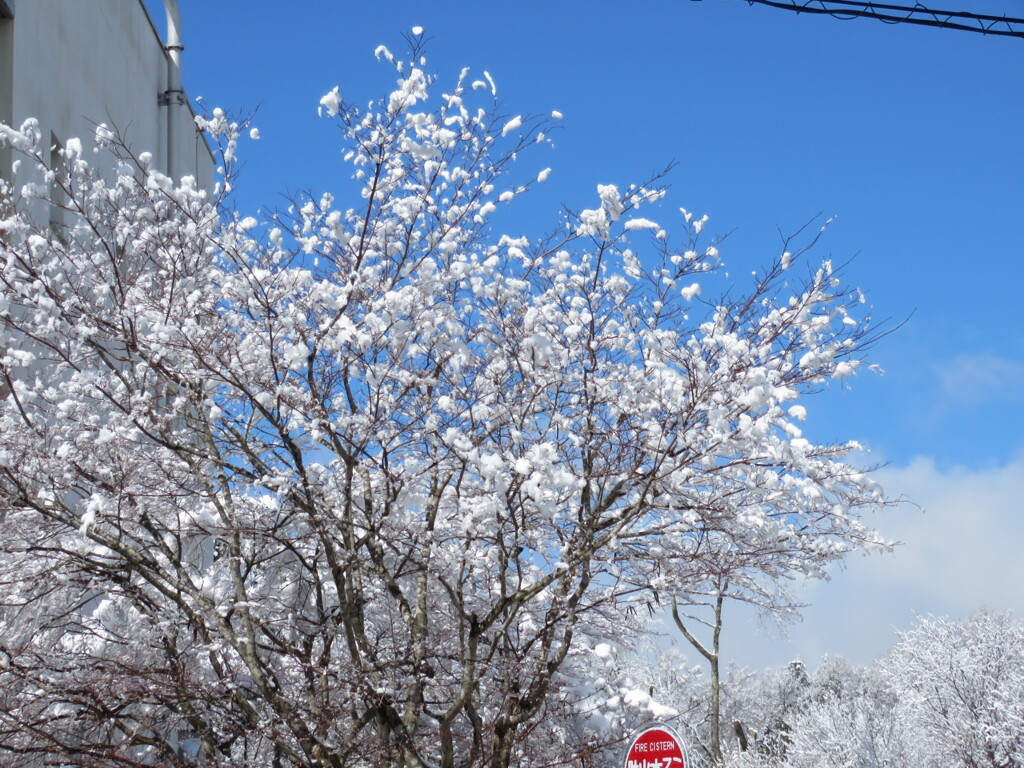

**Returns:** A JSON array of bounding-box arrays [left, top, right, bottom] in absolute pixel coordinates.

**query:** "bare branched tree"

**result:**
[[0, 40, 890, 768]]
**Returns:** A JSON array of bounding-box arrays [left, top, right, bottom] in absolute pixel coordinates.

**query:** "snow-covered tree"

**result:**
[[720, 613, 1024, 768], [0, 40, 889, 768], [884, 610, 1024, 768], [784, 657, 909, 768]]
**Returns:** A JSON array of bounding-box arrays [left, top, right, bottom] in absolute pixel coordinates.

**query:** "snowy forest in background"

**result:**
[[620, 609, 1024, 768], [1, 24, 1022, 768]]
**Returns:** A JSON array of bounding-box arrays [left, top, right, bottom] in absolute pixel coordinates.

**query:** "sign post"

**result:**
[[623, 722, 688, 768]]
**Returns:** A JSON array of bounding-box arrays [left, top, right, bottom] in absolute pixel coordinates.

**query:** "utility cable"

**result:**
[[693, 0, 1024, 38]]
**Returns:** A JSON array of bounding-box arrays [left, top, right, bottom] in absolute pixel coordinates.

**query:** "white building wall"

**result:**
[[0, 0, 215, 400], [1, 0, 213, 189]]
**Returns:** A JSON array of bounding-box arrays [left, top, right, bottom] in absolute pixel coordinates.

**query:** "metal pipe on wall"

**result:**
[[162, 0, 183, 180]]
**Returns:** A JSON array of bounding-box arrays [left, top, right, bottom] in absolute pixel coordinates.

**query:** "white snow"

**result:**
[[501, 115, 522, 136], [623, 218, 659, 231], [833, 361, 855, 379], [64, 137, 83, 159], [319, 87, 341, 117]]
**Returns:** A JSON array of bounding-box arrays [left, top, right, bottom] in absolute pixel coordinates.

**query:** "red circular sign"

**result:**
[[624, 725, 686, 768]]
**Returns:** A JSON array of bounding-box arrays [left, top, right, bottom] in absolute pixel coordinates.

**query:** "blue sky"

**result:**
[[154, 0, 1024, 669]]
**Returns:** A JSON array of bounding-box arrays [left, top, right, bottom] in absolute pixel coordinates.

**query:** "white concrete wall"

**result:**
[[2, 0, 213, 188]]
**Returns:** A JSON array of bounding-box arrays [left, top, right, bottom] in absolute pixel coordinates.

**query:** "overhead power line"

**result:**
[[696, 1, 1024, 38]]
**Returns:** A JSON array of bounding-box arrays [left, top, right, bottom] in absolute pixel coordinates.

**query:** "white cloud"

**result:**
[[717, 453, 1024, 670], [874, 455, 1024, 610], [934, 352, 1024, 408]]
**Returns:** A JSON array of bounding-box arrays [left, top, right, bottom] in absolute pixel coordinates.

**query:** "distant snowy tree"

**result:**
[[785, 658, 909, 768], [0, 39, 889, 768], [883, 610, 1024, 768], [716, 614, 1024, 768], [745, 659, 812, 763]]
